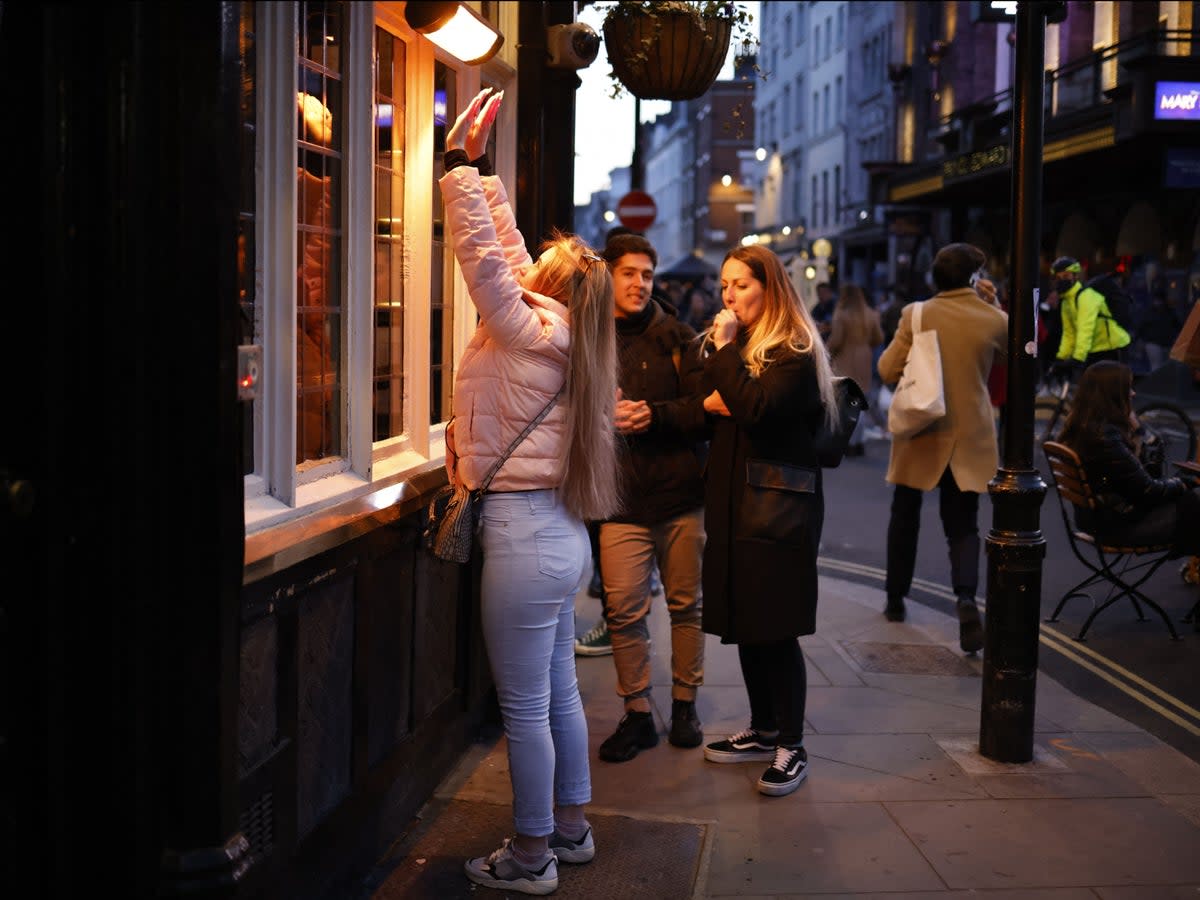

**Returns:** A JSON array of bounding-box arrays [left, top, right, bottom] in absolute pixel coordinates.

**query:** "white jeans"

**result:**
[[478, 489, 591, 836]]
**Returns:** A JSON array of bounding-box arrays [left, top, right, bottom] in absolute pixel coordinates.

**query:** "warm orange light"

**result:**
[[405, 2, 503, 65]]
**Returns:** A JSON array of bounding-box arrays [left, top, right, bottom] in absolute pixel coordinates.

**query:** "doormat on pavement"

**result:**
[[841, 640, 980, 676], [365, 799, 705, 899]]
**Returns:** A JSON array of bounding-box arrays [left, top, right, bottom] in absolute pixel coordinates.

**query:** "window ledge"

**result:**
[[243, 459, 448, 585]]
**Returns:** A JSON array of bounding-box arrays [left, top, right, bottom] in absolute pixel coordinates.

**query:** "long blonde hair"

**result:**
[[713, 244, 839, 429], [526, 230, 621, 520], [832, 282, 870, 333]]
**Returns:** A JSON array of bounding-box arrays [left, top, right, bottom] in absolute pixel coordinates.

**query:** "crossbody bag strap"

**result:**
[[913, 301, 924, 333], [477, 385, 565, 493]]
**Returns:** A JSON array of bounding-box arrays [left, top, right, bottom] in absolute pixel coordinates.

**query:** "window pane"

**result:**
[[430, 62, 457, 425], [373, 26, 407, 441], [238, 2, 257, 476], [296, 1, 345, 464]]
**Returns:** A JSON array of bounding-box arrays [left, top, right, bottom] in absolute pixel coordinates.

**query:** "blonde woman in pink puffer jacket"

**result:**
[[441, 89, 620, 896]]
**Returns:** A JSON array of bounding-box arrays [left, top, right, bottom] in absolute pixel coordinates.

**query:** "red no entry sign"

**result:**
[[616, 190, 657, 231]]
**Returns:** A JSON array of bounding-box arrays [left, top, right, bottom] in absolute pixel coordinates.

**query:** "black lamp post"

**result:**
[[979, 0, 1067, 764]]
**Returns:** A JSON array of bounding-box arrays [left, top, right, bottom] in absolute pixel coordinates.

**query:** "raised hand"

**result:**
[[466, 90, 502, 159], [445, 87, 502, 158]]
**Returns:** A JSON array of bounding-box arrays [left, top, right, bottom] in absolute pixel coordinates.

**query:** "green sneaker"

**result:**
[[574, 618, 612, 657]]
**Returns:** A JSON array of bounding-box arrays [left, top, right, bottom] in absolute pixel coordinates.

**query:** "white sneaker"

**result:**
[[464, 837, 558, 895], [548, 824, 595, 863]]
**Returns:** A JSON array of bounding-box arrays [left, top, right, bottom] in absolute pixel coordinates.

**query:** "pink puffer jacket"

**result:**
[[439, 166, 570, 492]]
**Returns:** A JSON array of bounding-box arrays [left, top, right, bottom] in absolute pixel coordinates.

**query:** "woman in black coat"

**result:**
[[698, 244, 840, 797], [1058, 360, 1199, 554]]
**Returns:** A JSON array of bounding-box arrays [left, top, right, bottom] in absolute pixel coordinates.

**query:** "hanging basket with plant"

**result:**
[[598, 1, 757, 102]]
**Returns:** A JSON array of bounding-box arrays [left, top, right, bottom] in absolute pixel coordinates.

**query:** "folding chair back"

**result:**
[[1042, 441, 1179, 641]]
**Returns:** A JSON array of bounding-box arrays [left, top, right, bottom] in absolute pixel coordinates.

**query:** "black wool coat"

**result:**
[[700, 342, 826, 644]]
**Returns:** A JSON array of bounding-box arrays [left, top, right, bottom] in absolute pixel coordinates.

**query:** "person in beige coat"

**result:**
[[827, 283, 885, 456], [877, 243, 1007, 652]]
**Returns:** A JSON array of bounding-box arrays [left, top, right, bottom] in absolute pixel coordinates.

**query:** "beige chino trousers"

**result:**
[[599, 508, 705, 713]]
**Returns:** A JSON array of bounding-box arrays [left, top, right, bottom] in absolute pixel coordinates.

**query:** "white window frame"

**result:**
[[244, 1, 515, 536]]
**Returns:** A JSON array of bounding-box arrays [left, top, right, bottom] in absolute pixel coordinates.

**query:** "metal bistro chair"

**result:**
[[1042, 441, 1181, 641]]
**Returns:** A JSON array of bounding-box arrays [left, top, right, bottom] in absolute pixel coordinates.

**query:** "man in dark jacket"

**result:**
[[590, 233, 712, 763]]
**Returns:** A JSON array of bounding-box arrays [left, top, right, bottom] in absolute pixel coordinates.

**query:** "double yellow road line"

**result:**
[[818, 556, 1200, 737]]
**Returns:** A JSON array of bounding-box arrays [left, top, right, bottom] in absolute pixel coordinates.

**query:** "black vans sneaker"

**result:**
[[757, 745, 808, 796], [598, 710, 658, 762], [703, 727, 777, 763]]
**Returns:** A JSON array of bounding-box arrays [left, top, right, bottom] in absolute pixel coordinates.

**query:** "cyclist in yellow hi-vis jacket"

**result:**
[[1053, 256, 1131, 372]]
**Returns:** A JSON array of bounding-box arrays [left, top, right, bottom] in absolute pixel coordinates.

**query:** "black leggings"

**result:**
[[737, 639, 807, 748]]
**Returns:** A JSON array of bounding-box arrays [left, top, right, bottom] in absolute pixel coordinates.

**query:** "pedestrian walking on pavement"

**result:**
[[440, 88, 618, 895], [876, 242, 1006, 653], [826, 282, 885, 457], [588, 232, 711, 764], [698, 244, 842, 797]]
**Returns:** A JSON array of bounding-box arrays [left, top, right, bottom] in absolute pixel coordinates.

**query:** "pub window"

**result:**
[[296, 1, 346, 465], [430, 61, 458, 424], [242, 0, 486, 527], [238, 1, 258, 476], [373, 26, 407, 441]]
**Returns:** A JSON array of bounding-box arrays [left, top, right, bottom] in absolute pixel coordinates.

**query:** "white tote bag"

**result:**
[[887, 302, 946, 438]]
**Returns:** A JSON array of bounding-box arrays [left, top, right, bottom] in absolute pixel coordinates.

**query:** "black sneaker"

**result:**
[[598, 711, 658, 762], [668, 699, 703, 748], [703, 727, 777, 763], [884, 596, 906, 622], [757, 745, 808, 796], [548, 824, 595, 864]]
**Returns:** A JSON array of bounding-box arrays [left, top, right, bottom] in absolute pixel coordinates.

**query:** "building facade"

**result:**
[[882, 0, 1200, 359], [574, 60, 758, 277], [2, 2, 596, 897], [748, 1, 901, 307]]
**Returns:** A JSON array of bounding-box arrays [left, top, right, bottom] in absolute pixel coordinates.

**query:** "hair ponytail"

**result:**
[[532, 231, 622, 520]]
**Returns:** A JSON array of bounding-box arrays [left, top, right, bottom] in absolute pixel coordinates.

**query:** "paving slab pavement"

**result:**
[[371, 573, 1200, 898]]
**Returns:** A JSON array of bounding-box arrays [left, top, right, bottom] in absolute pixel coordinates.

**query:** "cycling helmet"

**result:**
[[1051, 256, 1082, 275]]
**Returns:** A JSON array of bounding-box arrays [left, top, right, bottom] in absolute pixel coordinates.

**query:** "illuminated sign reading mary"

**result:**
[[1154, 81, 1200, 121]]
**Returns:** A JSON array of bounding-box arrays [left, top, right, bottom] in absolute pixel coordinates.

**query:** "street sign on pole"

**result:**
[[616, 190, 657, 232]]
